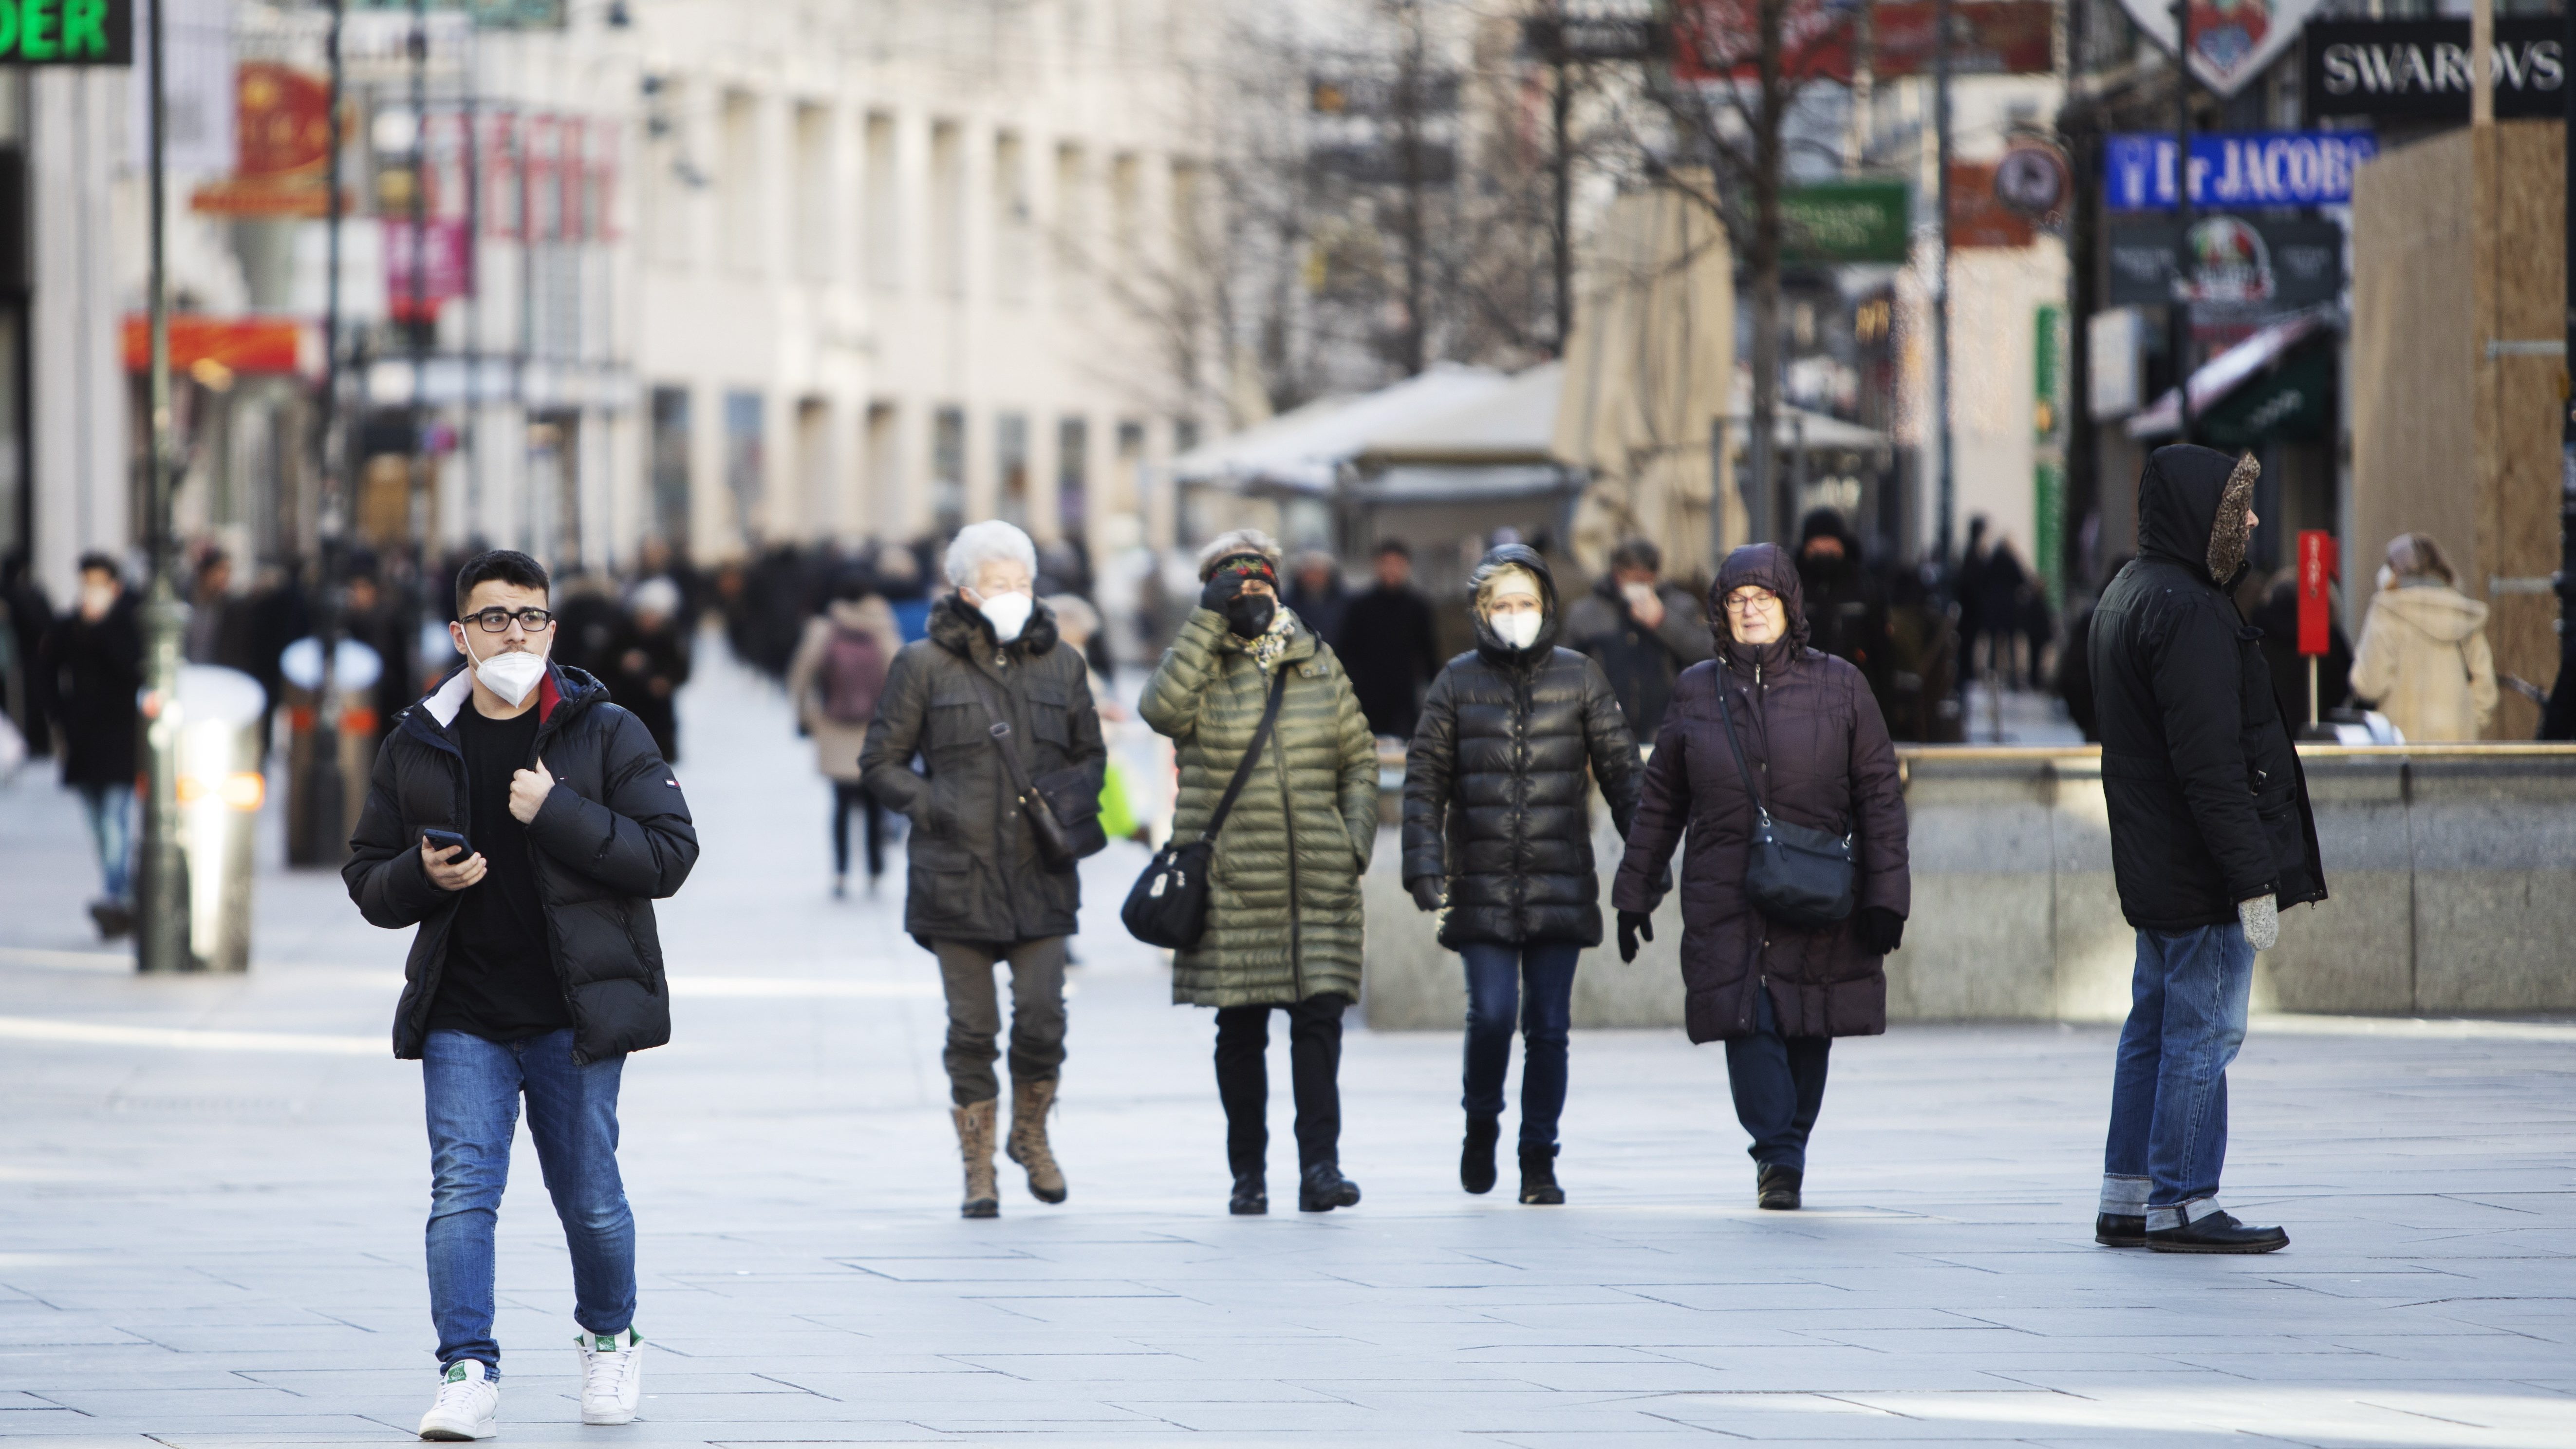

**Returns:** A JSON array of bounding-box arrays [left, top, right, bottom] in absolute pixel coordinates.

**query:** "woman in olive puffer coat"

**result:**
[[1401, 546, 1640, 1205], [1141, 529, 1379, 1218]]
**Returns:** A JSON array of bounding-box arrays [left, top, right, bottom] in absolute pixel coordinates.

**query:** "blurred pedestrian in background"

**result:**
[[183, 548, 256, 671], [875, 544, 933, 643], [2088, 447, 2318, 1254], [2249, 565, 2351, 731], [1611, 543, 1909, 1213], [1143, 528, 1378, 1217], [40, 553, 142, 940], [341, 569, 415, 760], [1880, 565, 1962, 742], [861, 521, 1105, 1219], [1042, 593, 1144, 845], [1795, 509, 1894, 720], [786, 569, 902, 897], [1563, 538, 1712, 739], [2053, 556, 2132, 744], [1286, 549, 1347, 646], [1, 551, 56, 760], [1401, 545, 1641, 1206], [607, 578, 692, 764], [1332, 539, 1441, 740], [2350, 532, 2497, 743]]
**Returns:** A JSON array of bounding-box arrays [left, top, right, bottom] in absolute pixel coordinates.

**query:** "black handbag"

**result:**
[[1713, 667, 1857, 928], [1122, 669, 1288, 949], [966, 672, 1107, 870]]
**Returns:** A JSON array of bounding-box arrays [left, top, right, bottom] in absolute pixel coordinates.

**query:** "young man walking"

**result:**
[[344, 549, 699, 1437], [2088, 447, 2324, 1254]]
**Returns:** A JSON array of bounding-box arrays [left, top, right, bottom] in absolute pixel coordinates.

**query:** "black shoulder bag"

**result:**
[[1122, 668, 1289, 949], [1713, 667, 1857, 927], [966, 671, 1107, 870]]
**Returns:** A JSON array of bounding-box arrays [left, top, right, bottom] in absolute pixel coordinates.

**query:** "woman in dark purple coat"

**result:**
[[1611, 543, 1910, 1210]]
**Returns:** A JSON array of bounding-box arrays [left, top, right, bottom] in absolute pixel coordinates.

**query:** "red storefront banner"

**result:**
[[1672, 0, 2052, 84], [122, 316, 313, 375]]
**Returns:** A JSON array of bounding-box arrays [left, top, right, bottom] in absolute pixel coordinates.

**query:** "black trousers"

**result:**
[[1724, 988, 1832, 1171], [1213, 994, 1347, 1177], [830, 781, 887, 880]]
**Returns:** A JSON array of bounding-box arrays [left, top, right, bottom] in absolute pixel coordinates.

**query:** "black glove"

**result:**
[[1856, 906, 1905, 956], [1200, 570, 1245, 613], [1617, 909, 1654, 963], [1408, 877, 1444, 913]]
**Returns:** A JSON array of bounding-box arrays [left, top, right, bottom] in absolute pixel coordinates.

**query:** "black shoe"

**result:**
[[89, 900, 133, 941], [1756, 1165, 1802, 1211], [2147, 1210, 2289, 1254], [1298, 1162, 1362, 1213], [1460, 1114, 1500, 1195], [1229, 1171, 1268, 1216], [2095, 1213, 2147, 1247], [1517, 1144, 1564, 1205]]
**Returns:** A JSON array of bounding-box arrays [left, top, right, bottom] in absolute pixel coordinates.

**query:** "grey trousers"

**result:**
[[931, 937, 1069, 1106]]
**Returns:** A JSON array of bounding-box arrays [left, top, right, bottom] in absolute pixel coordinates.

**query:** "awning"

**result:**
[[1353, 463, 1583, 504], [1357, 361, 1565, 467], [1171, 364, 1513, 494], [2128, 308, 2338, 442]]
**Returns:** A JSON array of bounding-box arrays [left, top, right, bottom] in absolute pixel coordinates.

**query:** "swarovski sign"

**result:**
[[2305, 19, 2566, 119]]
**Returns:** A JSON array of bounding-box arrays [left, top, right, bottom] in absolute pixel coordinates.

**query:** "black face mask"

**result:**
[[1224, 593, 1276, 640]]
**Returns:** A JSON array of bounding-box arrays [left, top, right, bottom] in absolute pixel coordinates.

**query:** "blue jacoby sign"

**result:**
[[2103, 132, 2380, 211]]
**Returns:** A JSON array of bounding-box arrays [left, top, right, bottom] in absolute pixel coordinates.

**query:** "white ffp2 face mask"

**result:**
[[1493, 611, 1544, 651], [978, 590, 1034, 643], [467, 637, 547, 707]]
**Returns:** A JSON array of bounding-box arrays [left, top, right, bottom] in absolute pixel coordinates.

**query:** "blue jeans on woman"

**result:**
[[422, 1028, 635, 1379], [75, 783, 133, 903], [2101, 923, 2255, 1230], [1459, 941, 1581, 1149]]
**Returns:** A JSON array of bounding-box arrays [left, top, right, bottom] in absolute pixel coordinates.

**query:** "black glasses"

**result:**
[[464, 607, 556, 633]]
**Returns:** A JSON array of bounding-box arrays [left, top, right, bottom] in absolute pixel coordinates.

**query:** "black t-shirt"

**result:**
[[428, 704, 569, 1041]]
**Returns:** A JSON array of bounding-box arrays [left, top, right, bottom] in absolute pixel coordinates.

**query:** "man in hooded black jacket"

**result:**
[[2089, 446, 2325, 1255]]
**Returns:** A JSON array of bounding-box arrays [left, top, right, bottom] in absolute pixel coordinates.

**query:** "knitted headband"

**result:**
[[1207, 552, 1278, 588]]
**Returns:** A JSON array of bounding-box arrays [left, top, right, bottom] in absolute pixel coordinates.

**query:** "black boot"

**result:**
[[1460, 1114, 1500, 1195], [1229, 1170, 1268, 1216], [1756, 1164, 1802, 1211], [2094, 1213, 2147, 1247], [1298, 1161, 1363, 1213], [1517, 1144, 1564, 1205], [2147, 1210, 2288, 1254]]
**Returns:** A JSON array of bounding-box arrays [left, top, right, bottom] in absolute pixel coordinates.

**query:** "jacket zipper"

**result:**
[[1512, 665, 1533, 927]]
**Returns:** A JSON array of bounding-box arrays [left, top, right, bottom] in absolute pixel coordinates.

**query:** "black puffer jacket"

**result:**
[[346, 663, 700, 1064], [1401, 546, 1643, 948], [2091, 445, 2326, 930], [860, 595, 1104, 947]]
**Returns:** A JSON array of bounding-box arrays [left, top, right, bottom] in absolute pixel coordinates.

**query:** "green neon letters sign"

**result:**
[[0, 0, 131, 66]]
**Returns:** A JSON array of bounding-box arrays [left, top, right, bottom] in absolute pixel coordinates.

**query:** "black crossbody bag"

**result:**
[[1714, 668, 1857, 927], [965, 672, 1107, 870], [1122, 669, 1288, 949]]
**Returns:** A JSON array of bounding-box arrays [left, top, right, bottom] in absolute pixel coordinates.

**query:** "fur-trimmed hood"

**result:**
[[926, 591, 1061, 662]]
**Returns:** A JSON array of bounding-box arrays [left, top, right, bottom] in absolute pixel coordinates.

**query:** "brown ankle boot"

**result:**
[[952, 1100, 1000, 1218], [1006, 1076, 1068, 1204]]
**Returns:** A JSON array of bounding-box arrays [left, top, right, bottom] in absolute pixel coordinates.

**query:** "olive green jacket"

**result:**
[[1141, 606, 1378, 1007]]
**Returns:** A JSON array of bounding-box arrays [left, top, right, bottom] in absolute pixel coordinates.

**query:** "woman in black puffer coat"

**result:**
[[1401, 546, 1642, 1204]]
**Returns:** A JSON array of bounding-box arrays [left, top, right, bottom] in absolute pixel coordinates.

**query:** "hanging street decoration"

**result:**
[[2116, 0, 2329, 98]]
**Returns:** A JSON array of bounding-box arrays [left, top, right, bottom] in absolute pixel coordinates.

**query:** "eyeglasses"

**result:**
[[464, 607, 557, 633], [1721, 589, 1780, 614]]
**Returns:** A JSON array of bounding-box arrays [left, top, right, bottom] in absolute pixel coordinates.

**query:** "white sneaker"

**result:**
[[417, 1359, 498, 1441], [576, 1328, 643, 1426]]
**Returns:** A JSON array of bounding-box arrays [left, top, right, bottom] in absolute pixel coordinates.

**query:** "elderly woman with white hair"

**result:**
[[1141, 528, 1379, 1216], [860, 520, 1107, 1219]]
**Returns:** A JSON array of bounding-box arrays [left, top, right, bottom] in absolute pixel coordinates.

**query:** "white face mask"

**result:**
[[467, 635, 548, 708], [977, 590, 1034, 644], [1493, 610, 1544, 651]]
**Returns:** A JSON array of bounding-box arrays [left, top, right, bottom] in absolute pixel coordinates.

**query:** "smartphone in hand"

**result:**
[[422, 828, 473, 862]]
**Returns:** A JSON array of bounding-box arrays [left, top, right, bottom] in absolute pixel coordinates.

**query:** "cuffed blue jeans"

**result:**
[[2101, 923, 2255, 1230], [1458, 941, 1580, 1149], [422, 1028, 634, 1379]]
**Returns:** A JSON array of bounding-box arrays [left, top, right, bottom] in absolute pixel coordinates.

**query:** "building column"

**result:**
[[30, 71, 128, 602]]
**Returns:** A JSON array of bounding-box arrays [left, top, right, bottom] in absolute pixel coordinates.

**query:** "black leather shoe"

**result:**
[[1517, 1144, 1564, 1205], [2095, 1213, 2147, 1247], [1461, 1114, 1500, 1195], [1756, 1165, 1802, 1210], [1228, 1172, 1267, 1216], [2147, 1210, 2289, 1254], [1298, 1162, 1362, 1213]]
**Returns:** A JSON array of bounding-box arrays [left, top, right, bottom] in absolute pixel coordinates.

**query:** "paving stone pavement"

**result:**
[[0, 647, 2570, 1447]]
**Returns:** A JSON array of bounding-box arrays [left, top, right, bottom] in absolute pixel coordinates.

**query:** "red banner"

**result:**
[[1947, 163, 2035, 248], [122, 316, 312, 375], [1872, 1, 2056, 78], [2297, 530, 2336, 655], [1672, 0, 1856, 83]]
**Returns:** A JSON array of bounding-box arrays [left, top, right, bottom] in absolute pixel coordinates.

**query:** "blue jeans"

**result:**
[[2102, 924, 2255, 1229], [1725, 988, 1831, 1170], [1459, 941, 1581, 1148], [422, 1029, 634, 1378], [75, 784, 133, 903]]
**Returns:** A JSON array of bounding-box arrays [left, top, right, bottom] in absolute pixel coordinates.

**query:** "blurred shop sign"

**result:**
[[1309, 72, 1459, 117], [2106, 213, 2344, 308], [1520, 14, 1666, 62], [382, 218, 470, 316], [2119, 0, 2329, 97], [1782, 180, 1910, 263], [0, 0, 131, 64], [2305, 18, 2566, 119], [2103, 132, 2379, 211], [352, 0, 562, 26], [1310, 139, 1457, 186], [1672, 0, 1855, 82], [1872, 1, 2054, 77], [1948, 162, 2035, 249], [121, 315, 315, 376], [191, 61, 332, 217]]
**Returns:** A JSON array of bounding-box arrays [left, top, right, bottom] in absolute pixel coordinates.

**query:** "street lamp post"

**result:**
[[135, 0, 188, 972], [2167, 0, 2195, 446]]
